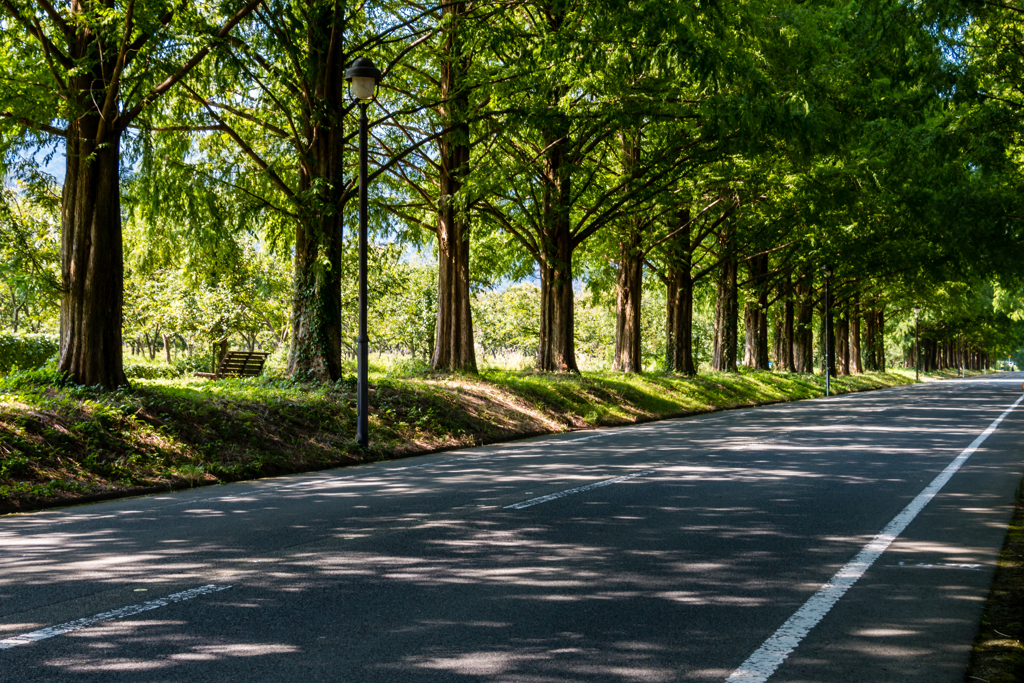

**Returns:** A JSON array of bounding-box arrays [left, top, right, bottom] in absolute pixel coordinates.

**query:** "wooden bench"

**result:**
[[194, 350, 270, 379]]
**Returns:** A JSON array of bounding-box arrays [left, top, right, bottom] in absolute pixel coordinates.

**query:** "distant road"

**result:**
[[2, 374, 1023, 682]]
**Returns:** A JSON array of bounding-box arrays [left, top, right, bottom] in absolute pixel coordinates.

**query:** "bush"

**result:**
[[0, 334, 59, 374], [174, 353, 214, 376], [123, 359, 182, 380]]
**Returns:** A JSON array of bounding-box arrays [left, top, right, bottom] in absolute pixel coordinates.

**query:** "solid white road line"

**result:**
[[0, 584, 231, 651], [726, 393, 1024, 683], [504, 470, 656, 510]]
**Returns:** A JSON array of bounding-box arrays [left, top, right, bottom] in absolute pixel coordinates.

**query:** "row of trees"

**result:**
[[2, 0, 1024, 388]]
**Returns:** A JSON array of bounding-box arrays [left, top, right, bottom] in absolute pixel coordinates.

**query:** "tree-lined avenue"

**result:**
[[1, 376, 1022, 681]]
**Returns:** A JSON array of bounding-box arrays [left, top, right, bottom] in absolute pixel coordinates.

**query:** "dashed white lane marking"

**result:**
[[504, 470, 656, 510], [0, 584, 231, 650], [726, 393, 1024, 683]]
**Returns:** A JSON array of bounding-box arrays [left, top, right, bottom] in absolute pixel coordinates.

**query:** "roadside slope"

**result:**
[[0, 367, 927, 513]]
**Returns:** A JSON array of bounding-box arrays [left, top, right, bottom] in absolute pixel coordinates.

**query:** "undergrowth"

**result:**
[[0, 365, 931, 512]]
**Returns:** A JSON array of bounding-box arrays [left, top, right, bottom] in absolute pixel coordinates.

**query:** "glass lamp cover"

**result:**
[[351, 77, 376, 100]]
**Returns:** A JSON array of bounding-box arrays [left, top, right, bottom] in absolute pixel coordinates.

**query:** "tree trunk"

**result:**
[[743, 303, 758, 368], [538, 251, 577, 373], [835, 299, 850, 375], [778, 277, 795, 372], [864, 302, 877, 371], [287, 4, 347, 382], [432, 0, 477, 373], [613, 132, 644, 373], [664, 210, 695, 375], [59, 113, 127, 389], [743, 254, 769, 370], [876, 308, 886, 371], [163, 333, 173, 364], [821, 293, 836, 378], [613, 243, 643, 372], [214, 338, 229, 373], [712, 227, 738, 372], [794, 270, 814, 373], [843, 296, 860, 374], [536, 108, 577, 372]]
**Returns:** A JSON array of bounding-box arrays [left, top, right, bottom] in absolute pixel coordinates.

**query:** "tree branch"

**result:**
[[119, 0, 264, 128], [0, 111, 66, 137]]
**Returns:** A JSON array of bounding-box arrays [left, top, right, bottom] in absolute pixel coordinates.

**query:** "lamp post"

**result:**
[[345, 57, 383, 448], [821, 264, 833, 396], [913, 305, 920, 382]]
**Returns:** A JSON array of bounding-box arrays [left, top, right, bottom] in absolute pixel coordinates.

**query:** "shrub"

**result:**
[[123, 360, 182, 380], [174, 353, 214, 376], [0, 334, 59, 374]]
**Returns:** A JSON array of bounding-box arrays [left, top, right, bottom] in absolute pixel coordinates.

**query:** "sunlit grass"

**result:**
[[0, 362, 915, 512]]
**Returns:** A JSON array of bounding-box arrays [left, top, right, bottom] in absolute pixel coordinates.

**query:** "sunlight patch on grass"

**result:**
[[0, 367, 915, 512]]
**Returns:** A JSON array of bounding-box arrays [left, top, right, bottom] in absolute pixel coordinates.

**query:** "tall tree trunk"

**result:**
[[433, 0, 477, 373], [536, 109, 577, 372], [743, 254, 769, 370], [613, 241, 643, 372], [664, 210, 695, 375], [794, 270, 814, 373], [538, 248, 576, 372], [712, 226, 738, 372], [836, 299, 850, 375], [875, 307, 886, 371], [850, 297, 862, 373], [743, 303, 758, 368], [163, 333, 173, 364], [821, 293, 837, 378], [287, 3, 347, 381], [60, 105, 127, 389], [777, 277, 795, 371], [613, 133, 644, 373], [864, 301, 877, 371]]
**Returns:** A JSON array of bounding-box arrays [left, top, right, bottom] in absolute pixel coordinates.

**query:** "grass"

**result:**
[[0, 362, 953, 513], [966, 480, 1024, 683]]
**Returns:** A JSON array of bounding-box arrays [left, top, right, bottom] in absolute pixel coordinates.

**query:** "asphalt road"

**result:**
[[2, 374, 1023, 682]]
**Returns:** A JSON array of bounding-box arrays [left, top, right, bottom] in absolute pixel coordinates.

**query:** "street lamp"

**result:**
[[821, 264, 833, 396], [913, 305, 920, 382], [346, 56, 383, 448]]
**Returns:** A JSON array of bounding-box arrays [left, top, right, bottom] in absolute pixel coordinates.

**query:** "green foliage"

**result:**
[[0, 360, 914, 511], [0, 333, 57, 374], [0, 182, 60, 334], [473, 284, 541, 360], [2, 0, 1024, 388]]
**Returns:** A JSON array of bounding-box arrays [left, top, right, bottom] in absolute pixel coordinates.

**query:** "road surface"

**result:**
[[2, 374, 1023, 682]]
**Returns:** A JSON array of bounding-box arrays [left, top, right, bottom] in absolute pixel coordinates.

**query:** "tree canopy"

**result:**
[[2, 0, 1023, 385]]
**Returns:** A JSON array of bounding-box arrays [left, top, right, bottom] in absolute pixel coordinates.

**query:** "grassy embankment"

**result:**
[[967, 483, 1024, 683], [1, 363, 967, 513]]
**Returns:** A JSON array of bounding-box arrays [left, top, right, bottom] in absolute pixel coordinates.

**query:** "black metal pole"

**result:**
[[356, 102, 370, 448], [914, 313, 919, 382], [824, 275, 830, 397]]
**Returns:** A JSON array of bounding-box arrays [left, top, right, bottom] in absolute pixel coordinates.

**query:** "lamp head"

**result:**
[[345, 57, 383, 101], [821, 264, 833, 277], [913, 305, 920, 316]]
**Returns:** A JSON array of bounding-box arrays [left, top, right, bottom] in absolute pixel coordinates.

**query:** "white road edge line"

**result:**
[[0, 584, 231, 651], [726, 393, 1024, 683], [504, 470, 656, 510]]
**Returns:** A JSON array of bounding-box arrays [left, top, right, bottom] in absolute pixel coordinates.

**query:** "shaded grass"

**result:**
[[0, 365, 922, 513], [965, 481, 1024, 683]]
